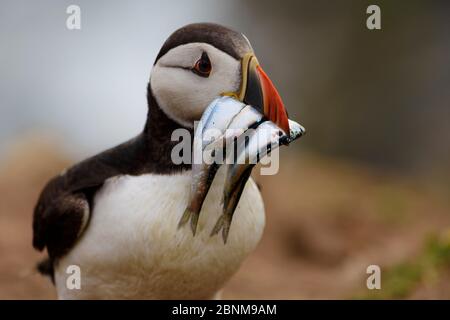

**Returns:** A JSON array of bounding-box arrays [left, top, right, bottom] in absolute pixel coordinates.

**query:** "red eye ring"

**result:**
[[192, 52, 211, 77]]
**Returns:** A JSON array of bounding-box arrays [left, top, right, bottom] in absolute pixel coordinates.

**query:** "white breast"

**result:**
[[54, 167, 265, 299]]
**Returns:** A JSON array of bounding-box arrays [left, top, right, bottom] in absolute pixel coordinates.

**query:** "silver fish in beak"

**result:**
[[179, 96, 251, 235], [210, 120, 305, 243], [178, 94, 305, 240]]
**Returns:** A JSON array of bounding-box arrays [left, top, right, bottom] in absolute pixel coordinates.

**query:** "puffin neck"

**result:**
[[143, 84, 193, 174]]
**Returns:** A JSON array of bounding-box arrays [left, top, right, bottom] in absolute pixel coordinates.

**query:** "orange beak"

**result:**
[[224, 53, 290, 133]]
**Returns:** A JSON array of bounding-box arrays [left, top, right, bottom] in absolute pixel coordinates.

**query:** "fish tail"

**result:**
[[178, 208, 200, 236], [210, 214, 232, 244], [210, 215, 225, 237], [190, 210, 199, 236], [222, 218, 231, 244], [178, 208, 192, 228]]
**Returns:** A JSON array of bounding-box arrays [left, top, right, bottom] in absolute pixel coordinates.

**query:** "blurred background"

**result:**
[[1, 0, 449, 299]]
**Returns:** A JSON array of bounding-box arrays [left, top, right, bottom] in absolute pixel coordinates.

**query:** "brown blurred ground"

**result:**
[[0, 138, 449, 299]]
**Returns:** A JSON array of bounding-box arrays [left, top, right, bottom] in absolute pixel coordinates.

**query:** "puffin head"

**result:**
[[149, 23, 290, 133]]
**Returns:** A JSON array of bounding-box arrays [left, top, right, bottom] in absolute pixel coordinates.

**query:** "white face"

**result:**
[[150, 43, 241, 128]]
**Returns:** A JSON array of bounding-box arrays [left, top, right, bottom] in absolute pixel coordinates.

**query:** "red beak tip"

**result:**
[[256, 65, 290, 135]]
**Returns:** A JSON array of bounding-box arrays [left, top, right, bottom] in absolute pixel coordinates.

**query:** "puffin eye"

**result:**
[[192, 52, 211, 78]]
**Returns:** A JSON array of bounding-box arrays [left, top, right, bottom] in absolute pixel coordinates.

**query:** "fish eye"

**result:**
[[192, 52, 211, 78]]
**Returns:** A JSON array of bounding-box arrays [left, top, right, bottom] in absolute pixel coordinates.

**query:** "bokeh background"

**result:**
[[1, 0, 449, 299]]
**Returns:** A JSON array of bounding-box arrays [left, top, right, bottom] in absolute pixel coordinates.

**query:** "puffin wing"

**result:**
[[32, 135, 149, 268]]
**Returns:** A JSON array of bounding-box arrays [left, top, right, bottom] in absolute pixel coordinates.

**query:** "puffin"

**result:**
[[33, 23, 292, 299]]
